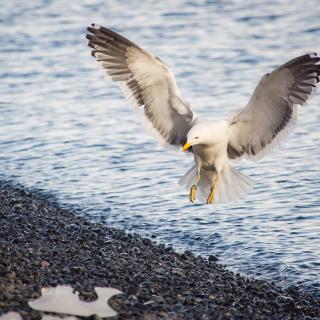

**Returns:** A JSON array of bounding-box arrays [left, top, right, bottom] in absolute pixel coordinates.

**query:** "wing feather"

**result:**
[[87, 24, 196, 147], [228, 53, 320, 160]]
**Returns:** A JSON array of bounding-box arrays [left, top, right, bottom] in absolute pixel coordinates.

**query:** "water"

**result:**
[[1, 0, 319, 296]]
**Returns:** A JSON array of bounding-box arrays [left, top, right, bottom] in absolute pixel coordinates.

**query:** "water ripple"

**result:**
[[0, 0, 319, 297]]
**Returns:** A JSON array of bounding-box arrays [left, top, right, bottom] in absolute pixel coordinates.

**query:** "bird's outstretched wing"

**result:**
[[227, 53, 320, 160], [86, 24, 195, 147]]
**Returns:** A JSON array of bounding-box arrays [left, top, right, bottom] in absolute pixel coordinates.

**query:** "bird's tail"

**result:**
[[179, 165, 254, 204]]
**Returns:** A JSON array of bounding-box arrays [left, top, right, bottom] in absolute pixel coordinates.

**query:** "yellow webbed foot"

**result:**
[[207, 175, 219, 204], [189, 185, 197, 203], [207, 188, 215, 204]]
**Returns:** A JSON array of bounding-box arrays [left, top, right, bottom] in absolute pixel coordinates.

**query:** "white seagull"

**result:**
[[86, 24, 320, 205]]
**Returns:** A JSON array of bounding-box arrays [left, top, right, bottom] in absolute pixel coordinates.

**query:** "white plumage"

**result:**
[[87, 24, 320, 205]]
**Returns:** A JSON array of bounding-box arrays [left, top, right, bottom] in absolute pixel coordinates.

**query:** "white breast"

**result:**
[[193, 120, 229, 172]]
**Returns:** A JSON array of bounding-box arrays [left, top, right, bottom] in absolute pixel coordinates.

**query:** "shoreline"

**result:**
[[0, 181, 319, 319]]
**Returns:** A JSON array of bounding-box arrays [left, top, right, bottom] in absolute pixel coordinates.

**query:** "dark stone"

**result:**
[[208, 255, 219, 262]]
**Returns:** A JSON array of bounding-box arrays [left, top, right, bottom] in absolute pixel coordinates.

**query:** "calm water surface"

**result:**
[[1, 0, 319, 296]]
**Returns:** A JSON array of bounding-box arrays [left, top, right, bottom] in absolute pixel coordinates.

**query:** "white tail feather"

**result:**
[[179, 165, 254, 204], [179, 165, 197, 188]]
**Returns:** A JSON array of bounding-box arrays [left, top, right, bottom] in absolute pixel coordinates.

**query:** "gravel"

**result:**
[[0, 181, 319, 319]]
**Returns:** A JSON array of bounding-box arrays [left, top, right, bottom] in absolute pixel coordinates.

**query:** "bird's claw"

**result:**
[[207, 188, 215, 204], [189, 185, 197, 203]]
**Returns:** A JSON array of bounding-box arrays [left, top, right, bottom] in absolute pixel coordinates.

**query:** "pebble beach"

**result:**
[[1, 181, 319, 319]]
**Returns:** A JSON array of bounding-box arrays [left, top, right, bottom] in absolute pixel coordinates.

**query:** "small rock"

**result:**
[[208, 255, 219, 262], [41, 261, 50, 268], [127, 287, 140, 297], [151, 295, 165, 303], [6, 271, 16, 280]]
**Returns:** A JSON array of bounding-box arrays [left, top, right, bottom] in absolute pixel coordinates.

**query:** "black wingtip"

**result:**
[[87, 26, 95, 33], [87, 24, 101, 33]]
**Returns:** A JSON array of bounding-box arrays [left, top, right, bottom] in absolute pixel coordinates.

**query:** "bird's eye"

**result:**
[[195, 136, 199, 139]]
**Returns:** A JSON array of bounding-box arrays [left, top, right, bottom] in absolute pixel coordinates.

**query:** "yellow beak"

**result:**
[[182, 142, 192, 152]]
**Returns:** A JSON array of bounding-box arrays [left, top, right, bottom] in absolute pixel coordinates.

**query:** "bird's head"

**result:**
[[182, 124, 208, 152]]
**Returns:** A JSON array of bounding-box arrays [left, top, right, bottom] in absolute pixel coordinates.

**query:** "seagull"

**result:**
[[86, 24, 320, 205]]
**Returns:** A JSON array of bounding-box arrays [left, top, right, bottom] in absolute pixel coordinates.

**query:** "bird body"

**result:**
[[180, 119, 252, 204], [189, 120, 229, 172], [87, 24, 320, 205]]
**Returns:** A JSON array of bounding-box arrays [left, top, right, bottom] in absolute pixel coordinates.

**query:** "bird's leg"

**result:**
[[189, 168, 201, 203], [207, 175, 220, 204]]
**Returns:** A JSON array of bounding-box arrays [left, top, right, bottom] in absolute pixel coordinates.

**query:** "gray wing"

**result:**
[[228, 53, 320, 160], [86, 24, 196, 147]]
